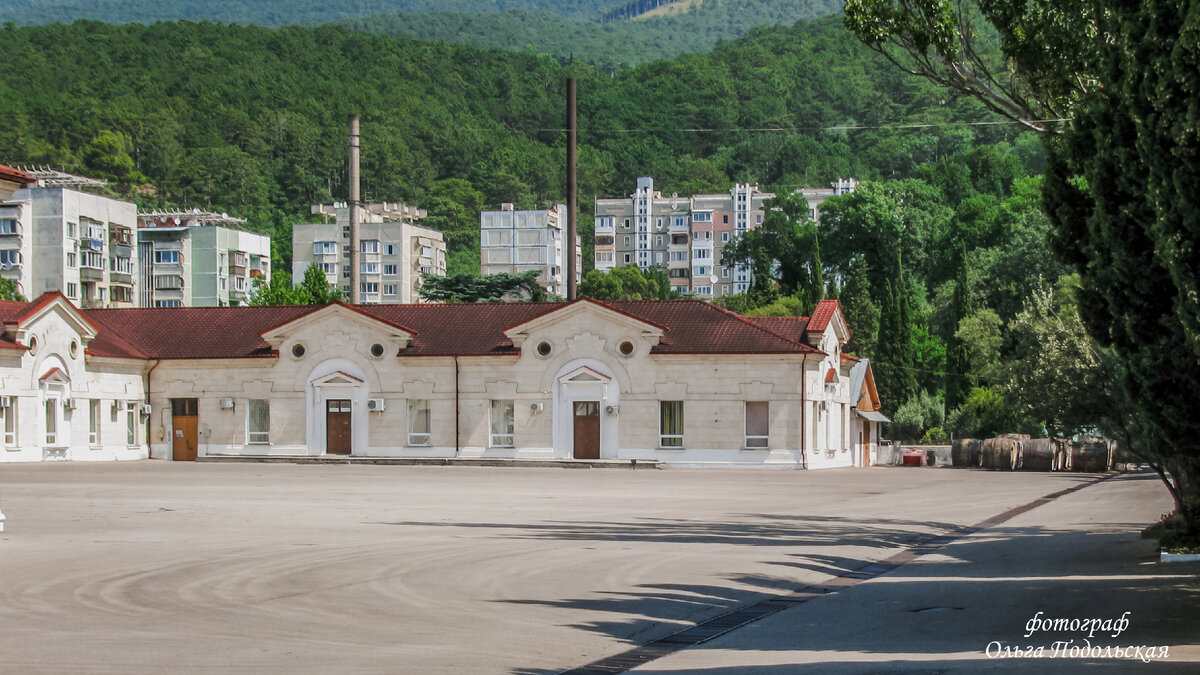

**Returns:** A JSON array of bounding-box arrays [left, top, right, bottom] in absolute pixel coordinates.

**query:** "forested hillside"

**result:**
[[0, 1, 629, 25], [340, 0, 844, 67], [0, 16, 1063, 435]]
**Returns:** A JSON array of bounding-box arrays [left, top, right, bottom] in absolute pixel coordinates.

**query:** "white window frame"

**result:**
[[89, 399, 101, 446], [383, 264, 398, 275], [45, 398, 58, 446], [489, 399, 514, 448], [154, 250, 180, 264], [361, 240, 380, 254], [2, 396, 16, 446], [659, 401, 684, 448], [247, 399, 270, 444], [384, 243, 398, 256], [407, 399, 431, 446], [745, 401, 769, 449], [127, 409, 137, 446]]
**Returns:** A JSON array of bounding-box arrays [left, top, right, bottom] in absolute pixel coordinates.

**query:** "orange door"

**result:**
[[326, 399, 352, 455], [173, 416, 198, 461], [573, 401, 600, 459]]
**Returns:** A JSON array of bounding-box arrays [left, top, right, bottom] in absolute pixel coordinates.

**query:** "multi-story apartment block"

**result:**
[[480, 203, 580, 298], [594, 177, 857, 297], [5, 170, 138, 308], [137, 211, 271, 307], [292, 202, 446, 304]]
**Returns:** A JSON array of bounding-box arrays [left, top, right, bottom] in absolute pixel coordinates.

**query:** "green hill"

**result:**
[[340, 0, 844, 67], [0, 0, 629, 26]]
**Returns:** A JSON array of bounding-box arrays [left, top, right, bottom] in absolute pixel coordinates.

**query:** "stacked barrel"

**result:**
[[951, 436, 1111, 472]]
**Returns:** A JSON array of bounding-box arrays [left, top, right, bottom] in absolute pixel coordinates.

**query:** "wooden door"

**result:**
[[861, 421, 870, 467], [326, 399, 352, 455], [172, 398, 199, 461], [573, 401, 600, 460]]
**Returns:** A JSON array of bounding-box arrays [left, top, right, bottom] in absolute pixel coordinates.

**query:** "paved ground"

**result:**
[[0, 462, 1193, 674]]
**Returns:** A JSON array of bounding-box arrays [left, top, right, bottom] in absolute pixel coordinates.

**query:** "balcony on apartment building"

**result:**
[[80, 251, 105, 281], [108, 254, 134, 284], [80, 281, 104, 310], [229, 250, 249, 275], [153, 274, 185, 291], [669, 217, 689, 233], [0, 217, 21, 237]]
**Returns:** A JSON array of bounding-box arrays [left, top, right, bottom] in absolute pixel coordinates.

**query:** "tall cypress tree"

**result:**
[[944, 248, 974, 411]]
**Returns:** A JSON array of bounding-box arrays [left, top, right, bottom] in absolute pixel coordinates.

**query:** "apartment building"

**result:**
[[594, 177, 857, 297], [5, 170, 138, 308], [292, 202, 446, 304], [137, 211, 271, 307], [480, 203, 580, 297]]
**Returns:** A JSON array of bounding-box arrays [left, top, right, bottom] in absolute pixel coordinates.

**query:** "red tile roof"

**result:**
[[0, 164, 35, 186], [747, 316, 812, 344], [0, 298, 828, 360], [806, 299, 840, 334]]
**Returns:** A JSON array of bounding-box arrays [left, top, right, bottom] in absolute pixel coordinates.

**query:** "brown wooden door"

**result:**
[[171, 398, 199, 461], [326, 399, 352, 455], [573, 401, 600, 459], [173, 416, 198, 461], [861, 421, 870, 467]]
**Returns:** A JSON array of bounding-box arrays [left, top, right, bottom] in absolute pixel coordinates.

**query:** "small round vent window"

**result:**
[[69, 339, 79, 359], [536, 341, 552, 357], [618, 341, 635, 356], [291, 343, 306, 359], [27, 335, 38, 355], [370, 343, 386, 358]]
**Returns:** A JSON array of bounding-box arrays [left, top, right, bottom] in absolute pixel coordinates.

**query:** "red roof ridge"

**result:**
[[258, 301, 420, 338], [4, 291, 100, 333]]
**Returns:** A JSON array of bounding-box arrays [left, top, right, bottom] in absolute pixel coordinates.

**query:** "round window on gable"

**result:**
[[370, 343, 386, 359], [69, 339, 79, 359], [618, 340, 635, 357], [536, 341, 552, 357], [27, 335, 38, 355], [291, 343, 306, 359]]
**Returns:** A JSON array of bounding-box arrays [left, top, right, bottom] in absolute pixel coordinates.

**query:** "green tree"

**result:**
[[295, 262, 342, 305], [81, 130, 146, 190], [838, 256, 878, 358], [578, 266, 678, 301], [954, 309, 1003, 383], [248, 270, 300, 306], [721, 191, 824, 313], [0, 277, 25, 302], [419, 270, 548, 303]]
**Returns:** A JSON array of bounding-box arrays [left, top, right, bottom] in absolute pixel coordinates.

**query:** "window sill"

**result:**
[[740, 447, 770, 452], [406, 444, 432, 449], [657, 446, 686, 451], [90, 445, 103, 451]]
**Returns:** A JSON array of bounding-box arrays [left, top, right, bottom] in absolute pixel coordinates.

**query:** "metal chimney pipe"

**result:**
[[567, 78, 578, 301], [349, 115, 361, 304]]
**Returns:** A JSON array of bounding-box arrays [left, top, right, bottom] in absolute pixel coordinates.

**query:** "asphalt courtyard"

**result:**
[[0, 462, 1195, 674]]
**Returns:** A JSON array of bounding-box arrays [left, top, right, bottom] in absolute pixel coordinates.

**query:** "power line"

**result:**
[[516, 119, 1070, 134]]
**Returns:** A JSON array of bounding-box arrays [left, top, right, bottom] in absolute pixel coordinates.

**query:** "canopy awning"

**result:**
[[856, 410, 890, 423]]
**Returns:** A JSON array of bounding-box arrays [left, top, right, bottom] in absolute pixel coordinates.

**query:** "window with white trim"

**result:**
[[384, 243, 398, 256], [154, 250, 180, 264], [361, 261, 380, 274], [127, 409, 136, 446], [383, 264, 398, 275], [489, 400, 514, 447], [383, 284, 398, 296], [745, 401, 769, 448], [248, 399, 270, 444], [45, 399, 58, 445], [314, 241, 337, 255], [361, 240, 380, 254], [3, 397, 16, 446], [89, 399, 101, 445], [407, 399, 431, 446], [660, 401, 684, 447]]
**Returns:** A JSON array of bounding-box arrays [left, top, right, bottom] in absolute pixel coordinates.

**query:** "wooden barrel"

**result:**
[[1019, 438, 1056, 472], [1071, 442, 1109, 472], [951, 438, 982, 467], [983, 436, 1022, 471]]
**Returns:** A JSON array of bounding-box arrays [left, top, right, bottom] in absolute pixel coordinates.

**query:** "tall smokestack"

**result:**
[[567, 78, 578, 301], [349, 115, 361, 304]]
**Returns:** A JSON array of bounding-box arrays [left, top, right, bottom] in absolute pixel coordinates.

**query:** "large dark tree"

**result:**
[[847, 0, 1200, 534]]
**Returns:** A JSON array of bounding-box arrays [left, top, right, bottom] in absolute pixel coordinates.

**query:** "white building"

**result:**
[[137, 211, 271, 307], [480, 203, 580, 297], [4, 170, 139, 308], [292, 202, 446, 303], [595, 177, 858, 297], [0, 293, 883, 469]]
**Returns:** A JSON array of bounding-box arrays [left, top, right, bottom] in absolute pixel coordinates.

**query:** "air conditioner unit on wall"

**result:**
[[141, 404, 152, 415], [62, 398, 76, 410], [218, 398, 235, 410], [530, 402, 544, 413], [366, 397, 386, 412]]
